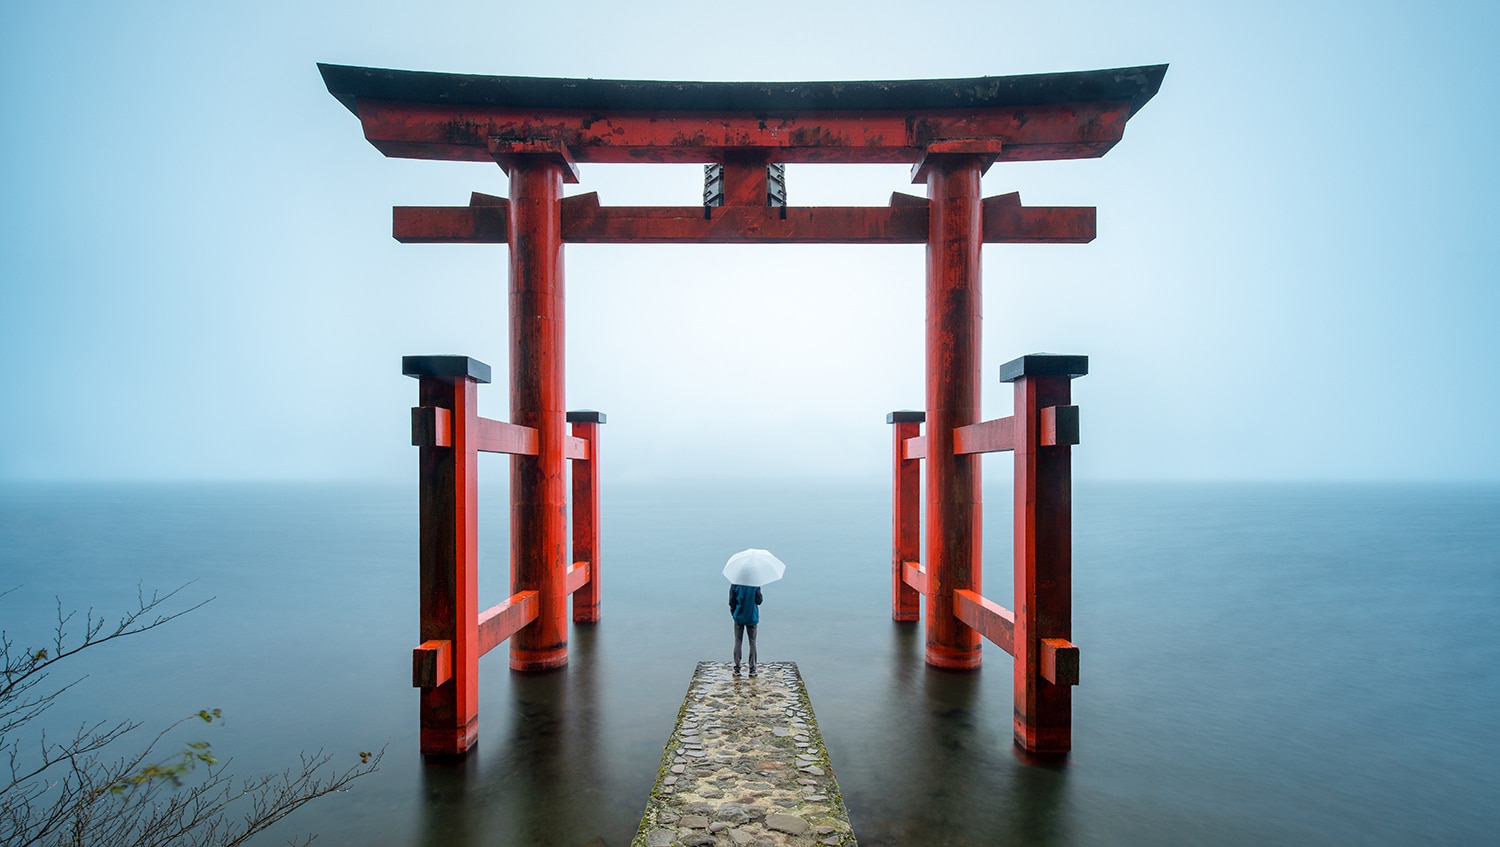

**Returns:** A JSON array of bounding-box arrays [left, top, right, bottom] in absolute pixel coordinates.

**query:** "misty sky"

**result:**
[[2, 1, 1496, 483]]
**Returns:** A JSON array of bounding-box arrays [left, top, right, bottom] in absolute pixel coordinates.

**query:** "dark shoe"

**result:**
[[748, 666, 757, 676], [733, 665, 741, 675]]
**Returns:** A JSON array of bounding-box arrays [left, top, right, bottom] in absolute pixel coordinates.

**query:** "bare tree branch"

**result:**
[[0, 587, 381, 847]]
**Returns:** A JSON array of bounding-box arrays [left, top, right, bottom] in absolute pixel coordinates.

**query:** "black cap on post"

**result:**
[[566, 410, 607, 424], [401, 355, 492, 383], [886, 410, 926, 424], [998, 354, 1088, 383]]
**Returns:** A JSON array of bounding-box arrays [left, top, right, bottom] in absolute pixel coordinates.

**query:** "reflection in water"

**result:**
[[1009, 730, 1068, 846], [846, 621, 1069, 847], [417, 750, 482, 847], [417, 630, 607, 847], [24, 482, 1485, 844], [412, 619, 1071, 847]]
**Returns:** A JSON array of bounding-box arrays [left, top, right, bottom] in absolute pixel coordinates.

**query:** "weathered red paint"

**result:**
[[888, 411, 923, 621], [353, 99, 1135, 165], [477, 417, 539, 455], [565, 562, 591, 596], [477, 589, 540, 656], [903, 435, 927, 460], [392, 196, 1095, 245], [412, 366, 481, 757], [716, 151, 776, 206], [412, 639, 452, 689], [569, 412, 604, 624], [1011, 364, 1082, 754], [953, 416, 1016, 455], [922, 154, 985, 670], [1041, 637, 1080, 687], [953, 588, 1016, 656], [902, 561, 928, 596], [508, 157, 571, 672]]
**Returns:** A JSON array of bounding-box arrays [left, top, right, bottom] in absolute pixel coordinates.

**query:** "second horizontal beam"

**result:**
[[395, 200, 1095, 245]]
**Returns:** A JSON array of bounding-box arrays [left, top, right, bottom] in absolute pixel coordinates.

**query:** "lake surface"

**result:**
[[2, 480, 1497, 845]]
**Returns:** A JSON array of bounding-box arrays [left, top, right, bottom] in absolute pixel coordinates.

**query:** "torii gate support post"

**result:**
[[888, 410, 924, 622], [920, 154, 986, 669], [506, 152, 574, 671], [1007, 355, 1085, 754], [408, 356, 488, 757], [569, 410, 605, 623]]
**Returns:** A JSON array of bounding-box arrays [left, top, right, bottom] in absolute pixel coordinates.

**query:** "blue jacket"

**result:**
[[728, 584, 762, 625]]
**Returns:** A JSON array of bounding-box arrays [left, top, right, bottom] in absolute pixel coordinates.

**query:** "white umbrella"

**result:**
[[722, 548, 786, 587]]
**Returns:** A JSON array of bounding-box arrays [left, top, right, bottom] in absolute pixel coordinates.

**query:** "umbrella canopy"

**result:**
[[722, 548, 786, 587]]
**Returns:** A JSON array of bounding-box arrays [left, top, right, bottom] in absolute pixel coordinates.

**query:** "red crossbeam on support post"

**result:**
[[953, 416, 1015, 454], [902, 561, 928, 596], [412, 589, 542, 688], [953, 588, 1016, 656], [477, 590, 541, 655], [394, 193, 1095, 246], [477, 418, 538, 455], [565, 563, 591, 595], [1002, 352, 1088, 756]]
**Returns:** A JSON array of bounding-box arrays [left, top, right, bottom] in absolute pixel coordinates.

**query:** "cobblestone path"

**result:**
[[631, 661, 858, 847]]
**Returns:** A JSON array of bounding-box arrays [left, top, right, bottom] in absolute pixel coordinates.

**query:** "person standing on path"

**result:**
[[729, 583, 762, 676]]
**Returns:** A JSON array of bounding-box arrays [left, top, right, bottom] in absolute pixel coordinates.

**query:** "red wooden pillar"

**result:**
[[504, 149, 576, 671], [887, 410, 924, 621], [919, 154, 985, 669], [403, 354, 489, 757], [568, 410, 605, 623], [1004, 353, 1086, 754]]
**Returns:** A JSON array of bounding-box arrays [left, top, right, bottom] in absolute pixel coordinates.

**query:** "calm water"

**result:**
[[1, 481, 1497, 846]]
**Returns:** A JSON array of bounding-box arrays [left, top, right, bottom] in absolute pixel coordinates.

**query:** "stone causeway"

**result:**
[[631, 661, 858, 847]]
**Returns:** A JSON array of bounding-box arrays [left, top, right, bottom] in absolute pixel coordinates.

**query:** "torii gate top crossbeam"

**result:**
[[318, 64, 1167, 166]]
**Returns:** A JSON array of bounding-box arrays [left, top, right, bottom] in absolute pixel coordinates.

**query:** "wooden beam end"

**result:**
[[1041, 638, 1080, 686], [1040, 405, 1080, 447], [411, 406, 452, 448], [413, 639, 453, 688], [902, 560, 927, 595]]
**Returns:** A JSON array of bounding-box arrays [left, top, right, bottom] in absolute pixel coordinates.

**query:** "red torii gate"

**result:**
[[320, 62, 1165, 758]]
